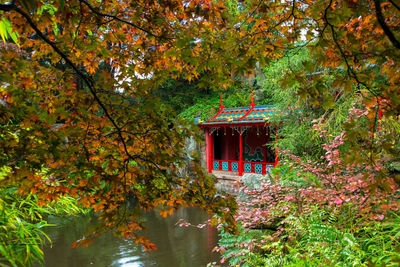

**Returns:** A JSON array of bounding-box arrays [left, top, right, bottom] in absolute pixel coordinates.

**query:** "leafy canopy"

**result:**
[[1, 0, 400, 250]]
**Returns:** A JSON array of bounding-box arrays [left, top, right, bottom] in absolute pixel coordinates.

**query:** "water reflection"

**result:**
[[40, 207, 220, 267], [112, 256, 141, 266]]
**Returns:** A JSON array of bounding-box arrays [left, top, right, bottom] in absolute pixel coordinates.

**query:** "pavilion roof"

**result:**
[[198, 105, 282, 126]]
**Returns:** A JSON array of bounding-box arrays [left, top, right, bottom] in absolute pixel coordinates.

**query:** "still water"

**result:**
[[41, 207, 220, 267]]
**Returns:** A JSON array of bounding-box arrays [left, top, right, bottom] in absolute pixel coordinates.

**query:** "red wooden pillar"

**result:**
[[239, 127, 243, 176], [208, 128, 213, 173], [263, 127, 268, 163]]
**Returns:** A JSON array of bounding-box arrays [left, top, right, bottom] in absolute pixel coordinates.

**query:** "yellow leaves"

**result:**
[[86, 64, 97, 75], [263, 44, 275, 56], [0, 17, 19, 46], [159, 208, 175, 218], [75, 49, 81, 58], [90, 154, 100, 162], [125, 172, 135, 181]]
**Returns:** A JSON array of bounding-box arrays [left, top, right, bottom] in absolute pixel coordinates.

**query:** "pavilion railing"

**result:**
[[212, 159, 239, 172], [243, 161, 274, 175], [212, 159, 274, 175]]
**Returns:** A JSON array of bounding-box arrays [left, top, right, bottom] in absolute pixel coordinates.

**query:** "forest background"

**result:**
[[1, 0, 400, 266]]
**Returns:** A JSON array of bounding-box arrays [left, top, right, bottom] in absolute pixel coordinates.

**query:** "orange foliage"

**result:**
[[1, 0, 400, 249]]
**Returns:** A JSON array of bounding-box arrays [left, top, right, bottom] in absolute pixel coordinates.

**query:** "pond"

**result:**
[[40, 207, 221, 267]]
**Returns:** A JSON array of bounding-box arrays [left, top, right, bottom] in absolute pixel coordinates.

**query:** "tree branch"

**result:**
[[374, 0, 400, 50], [236, 0, 264, 29], [0, 3, 13, 11], [78, 0, 171, 40], [389, 0, 400, 12], [321, 0, 377, 97], [2, 3, 141, 163]]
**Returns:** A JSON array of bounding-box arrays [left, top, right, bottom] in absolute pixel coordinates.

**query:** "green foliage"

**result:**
[[259, 48, 355, 160], [0, 183, 87, 266], [356, 213, 400, 266], [218, 204, 400, 266], [155, 78, 208, 116], [258, 49, 323, 158], [271, 163, 321, 188], [163, 48, 357, 163], [284, 211, 365, 266], [218, 226, 270, 267], [0, 188, 51, 267], [178, 85, 260, 121], [177, 91, 220, 121], [0, 18, 18, 45]]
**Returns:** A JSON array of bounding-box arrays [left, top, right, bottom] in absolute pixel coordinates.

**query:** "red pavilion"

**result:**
[[197, 92, 280, 176]]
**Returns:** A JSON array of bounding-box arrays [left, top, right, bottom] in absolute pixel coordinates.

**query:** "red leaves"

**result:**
[[159, 208, 175, 218], [334, 198, 343, 205], [72, 237, 94, 248], [235, 128, 399, 230], [133, 236, 157, 252]]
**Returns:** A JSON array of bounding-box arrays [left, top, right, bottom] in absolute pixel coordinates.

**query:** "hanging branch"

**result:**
[[0, 2, 141, 163], [78, 0, 171, 40], [374, 0, 400, 50], [389, 0, 400, 12], [320, 0, 378, 97]]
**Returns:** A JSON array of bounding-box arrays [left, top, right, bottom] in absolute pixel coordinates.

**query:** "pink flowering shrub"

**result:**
[[215, 129, 400, 266], [235, 130, 400, 230], [213, 97, 400, 265]]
